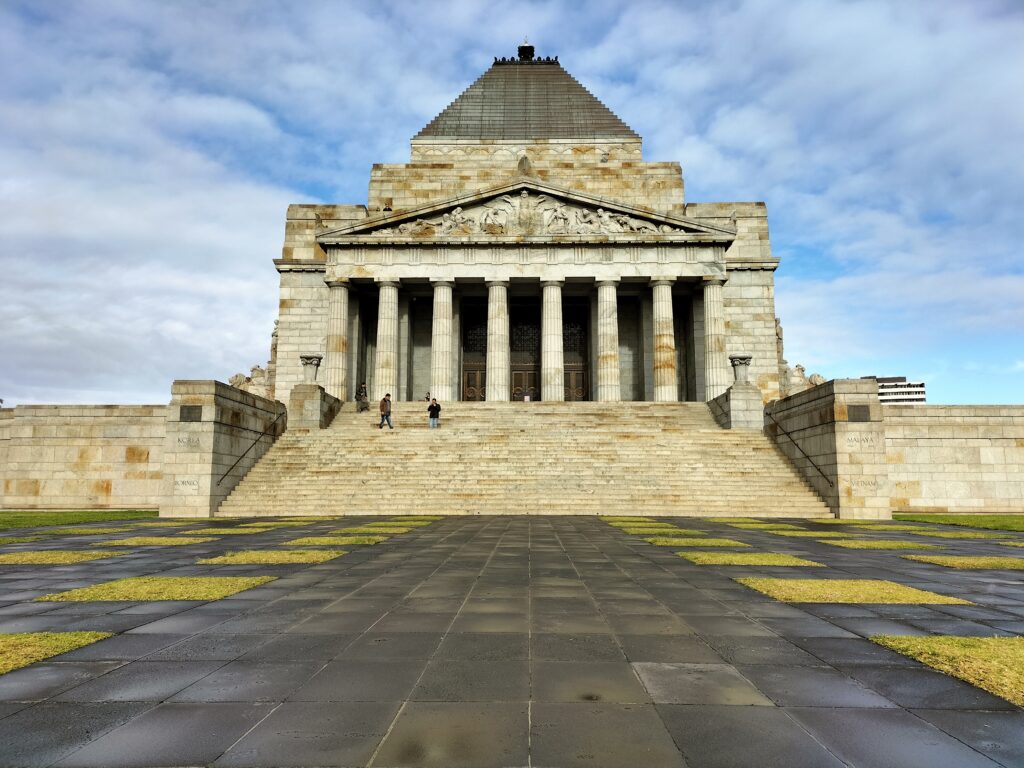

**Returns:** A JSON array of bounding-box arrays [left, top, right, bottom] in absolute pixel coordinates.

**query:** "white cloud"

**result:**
[[0, 0, 1022, 404]]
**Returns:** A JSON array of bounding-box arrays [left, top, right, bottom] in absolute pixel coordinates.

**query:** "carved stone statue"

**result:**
[[228, 364, 271, 399], [371, 190, 681, 239]]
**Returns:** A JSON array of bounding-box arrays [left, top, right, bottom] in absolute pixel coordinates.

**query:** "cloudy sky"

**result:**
[[2, 0, 1022, 405]]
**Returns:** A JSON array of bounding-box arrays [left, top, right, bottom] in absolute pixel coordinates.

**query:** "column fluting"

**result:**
[[703, 277, 730, 400], [651, 279, 678, 402], [541, 281, 565, 402], [373, 281, 399, 400], [323, 280, 349, 400], [485, 281, 510, 401], [430, 281, 454, 402], [596, 280, 621, 402]]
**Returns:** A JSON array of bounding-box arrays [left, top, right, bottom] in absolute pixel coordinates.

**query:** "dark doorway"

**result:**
[[461, 299, 487, 401], [563, 299, 589, 401], [510, 299, 541, 401]]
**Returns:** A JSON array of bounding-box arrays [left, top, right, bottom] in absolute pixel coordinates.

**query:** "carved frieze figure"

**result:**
[[370, 190, 681, 239]]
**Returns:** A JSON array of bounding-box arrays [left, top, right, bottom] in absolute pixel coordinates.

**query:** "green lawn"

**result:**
[[0, 510, 157, 532], [893, 514, 1024, 532]]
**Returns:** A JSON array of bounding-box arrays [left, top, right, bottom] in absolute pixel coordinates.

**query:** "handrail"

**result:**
[[216, 411, 285, 486], [765, 410, 834, 487]]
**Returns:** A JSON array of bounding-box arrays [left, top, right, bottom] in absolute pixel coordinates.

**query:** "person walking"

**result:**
[[427, 398, 441, 429], [378, 393, 393, 430], [356, 382, 369, 413]]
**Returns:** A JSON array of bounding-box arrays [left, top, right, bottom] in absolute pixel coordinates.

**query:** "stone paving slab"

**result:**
[[0, 515, 1020, 766]]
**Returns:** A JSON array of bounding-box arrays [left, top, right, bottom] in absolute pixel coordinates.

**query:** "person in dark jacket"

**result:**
[[356, 382, 369, 413], [427, 398, 441, 429], [379, 394, 393, 429]]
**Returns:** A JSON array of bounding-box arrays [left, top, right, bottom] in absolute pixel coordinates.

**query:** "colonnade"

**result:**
[[320, 277, 730, 402]]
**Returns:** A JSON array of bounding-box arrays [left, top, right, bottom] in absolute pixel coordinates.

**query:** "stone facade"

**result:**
[[270, 53, 781, 408]]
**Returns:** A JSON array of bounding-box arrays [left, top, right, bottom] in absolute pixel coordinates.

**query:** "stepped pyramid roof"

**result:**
[[415, 45, 638, 141]]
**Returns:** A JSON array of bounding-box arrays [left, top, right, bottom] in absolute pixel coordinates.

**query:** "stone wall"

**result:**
[[764, 379, 890, 519], [0, 405, 166, 510], [884, 405, 1024, 513], [161, 381, 287, 518], [722, 270, 780, 404], [370, 139, 685, 214], [274, 268, 331, 406]]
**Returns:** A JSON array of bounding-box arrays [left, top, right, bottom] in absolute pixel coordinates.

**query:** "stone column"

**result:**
[[596, 280, 621, 401], [651, 279, 678, 401], [430, 280, 454, 402], [703, 278, 730, 400], [323, 281, 349, 400], [486, 281, 510, 401], [373, 281, 399, 399], [541, 281, 564, 402]]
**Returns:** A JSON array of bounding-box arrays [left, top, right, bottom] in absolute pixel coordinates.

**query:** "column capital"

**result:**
[[702, 277, 727, 288], [596, 279, 620, 288], [486, 280, 510, 288], [324, 279, 349, 289], [430, 279, 455, 288], [541, 280, 564, 289], [650, 278, 675, 288], [376, 279, 400, 288]]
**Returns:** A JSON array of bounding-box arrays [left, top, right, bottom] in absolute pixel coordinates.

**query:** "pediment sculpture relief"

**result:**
[[371, 191, 680, 238]]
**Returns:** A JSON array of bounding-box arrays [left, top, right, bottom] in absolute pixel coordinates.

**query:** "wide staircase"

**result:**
[[217, 402, 831, 518]]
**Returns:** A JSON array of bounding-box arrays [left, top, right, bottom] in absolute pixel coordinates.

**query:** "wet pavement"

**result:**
[[0, 515, 1022, 767]]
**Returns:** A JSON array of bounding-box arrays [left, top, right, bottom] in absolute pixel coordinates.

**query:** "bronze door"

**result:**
[[563, 300, 589, 401], [461, 300, 487, 401], [510, 300, 540, 400]]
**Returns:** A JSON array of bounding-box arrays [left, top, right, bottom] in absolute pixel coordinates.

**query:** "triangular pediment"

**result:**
[[318, 180, 735, 243]]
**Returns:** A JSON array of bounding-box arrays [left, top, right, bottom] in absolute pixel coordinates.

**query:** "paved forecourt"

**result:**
[[0, 515, 1021, 767]]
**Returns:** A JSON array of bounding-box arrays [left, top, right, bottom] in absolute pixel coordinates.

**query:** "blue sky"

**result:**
[[1, 0, 1022, 405]]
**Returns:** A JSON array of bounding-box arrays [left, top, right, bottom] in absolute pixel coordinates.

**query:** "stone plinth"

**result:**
[[288, 384, 341, 430]]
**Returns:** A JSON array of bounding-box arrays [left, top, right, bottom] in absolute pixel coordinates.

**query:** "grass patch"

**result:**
[[773, 531, 862, 539], [618, 527, 696, 535], [703, 517, 763, 523], [806, 519, 874, 525], [49, 527, 137, 535], [237, 522, 302, 528], [0, 551, 124, 565], [37, 576, 275, 602], [336, 526, 412, 535], [916, 531, 1017, 540], [289, 536, 388, 546], [132, 520, 197, 527], [857, 524, 937, 532], [199, 550, 347, 565], [0, 632, 113, 675], [182, 528, 265, 535], [98, 536, 219, 547], [824, 540, 945, 550], [893, 514, 1024, 532], [0, 536, 49, 545], [678, 552, 823, 567], [1001, 542, 1024, 548], [602, 517, 658, 523], [646, 537, 750, 548], [871, 635, 1024, 707], [903, 555, 1024, 570], [736, 578, 971, 604], [0, 510, 156, 532], [728, 523, 803, 530]]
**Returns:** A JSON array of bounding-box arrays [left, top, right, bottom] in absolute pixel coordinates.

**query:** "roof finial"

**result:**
[[518, 38, 535, 62]]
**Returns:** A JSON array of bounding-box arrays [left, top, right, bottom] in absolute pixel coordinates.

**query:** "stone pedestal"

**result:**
[[651, 280, 678, 402], [703, 278, 730, 400], [288, 383, 342, 430], [486, 281, 510, 401], [323, 281, 349, 400], [430, 281, 454, 402], [596, 280, 621, 402], [541, 281, 564, 402], [373, 281, 399, 399]]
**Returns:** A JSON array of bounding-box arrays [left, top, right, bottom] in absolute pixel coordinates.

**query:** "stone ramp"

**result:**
[[217, 402, 831, 518]]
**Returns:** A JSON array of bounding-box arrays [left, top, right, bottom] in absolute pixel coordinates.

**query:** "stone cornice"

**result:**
[[274, 259, 326, 273]]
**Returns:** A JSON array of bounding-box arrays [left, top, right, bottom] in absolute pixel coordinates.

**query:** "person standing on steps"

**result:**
[[427, 398, 441, 429], [379, 393, 393, 430], [356, 382, 369, 413]]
